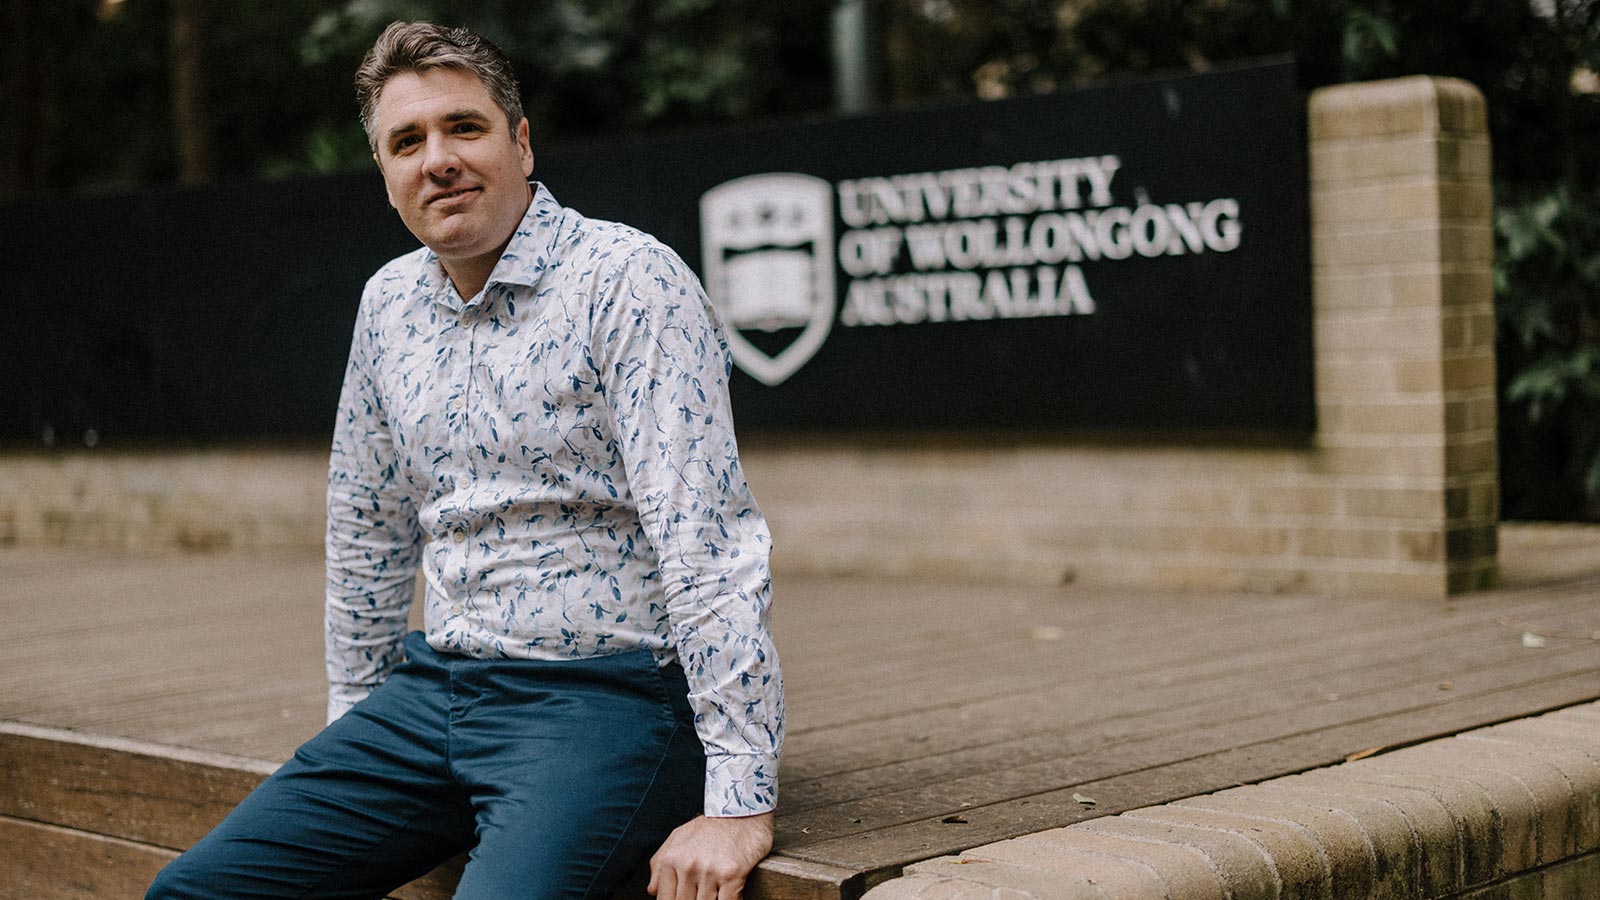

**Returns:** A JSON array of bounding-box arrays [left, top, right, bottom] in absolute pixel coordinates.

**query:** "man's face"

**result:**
[[372, 67, 534, 273]]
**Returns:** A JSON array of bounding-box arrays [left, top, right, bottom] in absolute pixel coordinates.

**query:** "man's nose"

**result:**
[[422, 134, 460, 178]]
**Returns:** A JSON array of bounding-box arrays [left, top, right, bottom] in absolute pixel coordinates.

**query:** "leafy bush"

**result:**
[[1496, 184, 1600, 519]]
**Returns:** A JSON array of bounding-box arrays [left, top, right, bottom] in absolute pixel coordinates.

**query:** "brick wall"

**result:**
[[0, 449, 327, 554], [0, 76, 1499, 596]]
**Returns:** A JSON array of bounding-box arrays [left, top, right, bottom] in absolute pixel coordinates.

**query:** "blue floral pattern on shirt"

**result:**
[[325, 183, 782, 816]]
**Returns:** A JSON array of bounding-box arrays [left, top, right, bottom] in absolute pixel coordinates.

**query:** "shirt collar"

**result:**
[[419, 181, 565, 311]]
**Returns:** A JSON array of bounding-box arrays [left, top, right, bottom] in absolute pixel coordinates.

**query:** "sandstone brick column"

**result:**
[[1308, 76, 1497, 594]]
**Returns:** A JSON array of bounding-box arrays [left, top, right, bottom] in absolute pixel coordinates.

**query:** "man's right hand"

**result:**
[[647, 811, 774, 900]]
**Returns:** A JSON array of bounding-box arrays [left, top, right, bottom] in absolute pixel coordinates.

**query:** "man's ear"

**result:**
[[516, 118, 533, 177]]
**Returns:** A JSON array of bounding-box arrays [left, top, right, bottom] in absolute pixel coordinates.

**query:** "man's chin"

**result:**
[[424, 231, 504, 265], [419, 219, 484, 251]]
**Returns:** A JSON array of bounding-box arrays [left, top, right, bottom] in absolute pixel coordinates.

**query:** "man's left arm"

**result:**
[[593, 245, 784, 895]]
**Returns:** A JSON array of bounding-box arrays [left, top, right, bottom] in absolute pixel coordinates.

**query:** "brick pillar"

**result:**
[[1308, 77, 1497, 594]]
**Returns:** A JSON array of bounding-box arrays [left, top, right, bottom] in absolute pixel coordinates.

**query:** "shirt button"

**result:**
[[451, 604, 464, 616], [452, 530, 466, 543]]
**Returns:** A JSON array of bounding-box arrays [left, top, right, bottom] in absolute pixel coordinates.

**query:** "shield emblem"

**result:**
[[700, 173, 836, 386]]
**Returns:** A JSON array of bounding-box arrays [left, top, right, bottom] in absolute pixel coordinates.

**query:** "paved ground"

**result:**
[[3, 523, 1599, 894]]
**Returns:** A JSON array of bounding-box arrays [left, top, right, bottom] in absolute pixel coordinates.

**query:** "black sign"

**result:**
[[544, 58, 1313, 432], [0, 59, 1308, 446], [1, 175, 416, 445]]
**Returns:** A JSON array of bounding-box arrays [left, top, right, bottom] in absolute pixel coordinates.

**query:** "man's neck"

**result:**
[[442, 250, 504, 302], [440, 186, 534, 301]]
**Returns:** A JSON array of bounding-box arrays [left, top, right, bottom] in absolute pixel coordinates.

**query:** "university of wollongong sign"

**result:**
[[830, 159, 1240, 330], [694, 154, 1251, 401], [557, 58, 1311, 432]]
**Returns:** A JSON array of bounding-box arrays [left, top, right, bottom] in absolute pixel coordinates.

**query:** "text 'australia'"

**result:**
[[834, 155, 1243, 329]]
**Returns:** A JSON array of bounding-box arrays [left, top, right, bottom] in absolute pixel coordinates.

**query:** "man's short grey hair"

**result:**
[[355, 21, 525, 151]]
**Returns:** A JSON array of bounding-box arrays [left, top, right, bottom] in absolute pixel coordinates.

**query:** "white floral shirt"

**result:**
[[324, 183, 782, 816]]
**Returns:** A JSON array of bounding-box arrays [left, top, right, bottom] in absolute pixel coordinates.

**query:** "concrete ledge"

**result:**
[[860, 700, 1600, 898]]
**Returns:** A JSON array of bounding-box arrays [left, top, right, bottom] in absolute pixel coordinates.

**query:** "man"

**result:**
[[148, 21, 782, 900]]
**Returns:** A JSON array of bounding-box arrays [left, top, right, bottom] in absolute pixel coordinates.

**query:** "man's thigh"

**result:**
[[147, 638, 473, 899], [450, 650, 706, 900]]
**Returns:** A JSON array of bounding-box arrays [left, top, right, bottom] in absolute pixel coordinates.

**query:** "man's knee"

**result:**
[[145, 854, 199, 900], [146, 841, 260, 900]]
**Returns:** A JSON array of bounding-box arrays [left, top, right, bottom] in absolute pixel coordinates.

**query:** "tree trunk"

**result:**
[[169, 0, 213, 186], [0, 0, 44, 199]]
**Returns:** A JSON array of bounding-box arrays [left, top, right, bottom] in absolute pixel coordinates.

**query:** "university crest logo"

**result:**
[[699, 173, 836, 386]]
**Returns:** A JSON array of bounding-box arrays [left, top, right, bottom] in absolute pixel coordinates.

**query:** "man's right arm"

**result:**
[[324, 279, 422, 723]]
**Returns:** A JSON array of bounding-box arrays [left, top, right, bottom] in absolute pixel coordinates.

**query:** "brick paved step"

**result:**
[[862, 699, 1600, 899]]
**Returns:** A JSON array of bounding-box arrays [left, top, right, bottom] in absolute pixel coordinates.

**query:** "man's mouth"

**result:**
[[429, 187, 479, 204]]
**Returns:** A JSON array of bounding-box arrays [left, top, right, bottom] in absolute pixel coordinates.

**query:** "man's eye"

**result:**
[[453, 122, 482, 134], [393, 135, 420, 152]]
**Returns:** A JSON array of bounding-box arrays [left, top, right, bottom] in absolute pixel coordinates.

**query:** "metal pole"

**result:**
[[831, 0, 877, 114]]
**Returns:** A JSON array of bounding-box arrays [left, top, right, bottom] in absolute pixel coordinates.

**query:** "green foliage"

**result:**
[[1507, 347, 1600, 426], [20, 0, 832, 189], [300, 0, 438, 66], [261, 122, 373, 179], [27, 0, 370, 188], [1496, 185, 1600, 516], [294, 0, 832, 146], [1339, 7, 1399, 79]]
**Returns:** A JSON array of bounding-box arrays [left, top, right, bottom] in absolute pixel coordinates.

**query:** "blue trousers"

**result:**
[[148, 632, 705, 899]]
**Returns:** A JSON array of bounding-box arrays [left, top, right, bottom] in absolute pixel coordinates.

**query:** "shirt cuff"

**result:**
[[704, 752, 780, 817], [327, 683, 374, 724]]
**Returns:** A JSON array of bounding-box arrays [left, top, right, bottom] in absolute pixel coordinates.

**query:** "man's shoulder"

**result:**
[[530, 184, 691, 281], [354, 246, 436, 323], [564, 207, 686, 273]]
